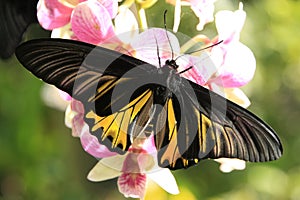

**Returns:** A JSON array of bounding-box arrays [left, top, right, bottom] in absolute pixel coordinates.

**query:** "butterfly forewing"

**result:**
[[16, 38, 283, 170]]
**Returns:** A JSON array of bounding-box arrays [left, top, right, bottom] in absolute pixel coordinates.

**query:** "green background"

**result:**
[[0, 0, 298, 199]]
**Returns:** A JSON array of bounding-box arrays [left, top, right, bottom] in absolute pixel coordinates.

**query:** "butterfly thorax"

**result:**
[[153, 60, 182, 105]]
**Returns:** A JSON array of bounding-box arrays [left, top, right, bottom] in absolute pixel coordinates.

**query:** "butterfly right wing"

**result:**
[[16, 38, 157, 153], [154, 77, 282, 170]]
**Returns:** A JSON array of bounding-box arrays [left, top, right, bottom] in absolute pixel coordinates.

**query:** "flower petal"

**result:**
[[213, 42, 256, 87], [65, 104, 73, 129], [71, 0, 115, 44], [97, 0, 118, 18], [118, 172, 147, 199], [179, 48, 222, 85], [114, 7, 139, 43], [87, 159, 121, 181], [37, 0, 73, 30], [214, 158, 246, 173], [215, 3, 246, 44], [41, 84, 69, 111], [130, 28, 180, 67], [225, 88, 251, 108], [147, 168, 179, 195], [80, 125, 117, 158], [189, 0, 217, 31], [51, 23, 73, 39]]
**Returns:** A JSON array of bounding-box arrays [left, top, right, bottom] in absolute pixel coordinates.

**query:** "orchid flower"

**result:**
[[37, 0, 118, 44], [64, 96, 179, 199], [167, 0, 217, 32]]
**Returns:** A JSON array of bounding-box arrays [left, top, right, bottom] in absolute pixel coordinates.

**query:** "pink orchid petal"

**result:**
[[80, 127, 117, 158], [178, 49, 222, 85], [142, 135, 157, 154], [118, 172, 147, 199], [215, 3, 246, 44], [37, 0, 73, 30], [130, 28, 180, 67], [71, 112, 85, 137], [67, 100, 117, 158], [97, 0, 118, 18], [121, 149, 145, 174], [71, 1, 115, 44], [189, 0, 217, 31], [213, 42, 256, 87]]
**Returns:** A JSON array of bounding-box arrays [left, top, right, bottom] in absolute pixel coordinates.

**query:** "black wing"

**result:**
[[155, 78, 283, 170], [16, 38, 157, 154], [0, 0, 38, 59]]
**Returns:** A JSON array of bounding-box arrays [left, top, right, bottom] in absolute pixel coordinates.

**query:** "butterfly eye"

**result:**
[[165, 60, 179, 70]]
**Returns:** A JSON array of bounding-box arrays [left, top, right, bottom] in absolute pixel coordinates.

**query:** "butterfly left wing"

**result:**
[[155, 78, 283, 170], [16, 38, 158, 154]]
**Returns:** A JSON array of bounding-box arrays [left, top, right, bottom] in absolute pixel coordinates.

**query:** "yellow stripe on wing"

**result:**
[[86, 89, 153, 151]]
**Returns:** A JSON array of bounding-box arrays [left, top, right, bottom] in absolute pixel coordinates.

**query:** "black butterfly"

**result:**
[[16, 38, 283, 170]]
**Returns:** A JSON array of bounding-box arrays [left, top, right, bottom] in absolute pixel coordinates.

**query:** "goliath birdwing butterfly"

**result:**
[[15, 38, 282, 170]]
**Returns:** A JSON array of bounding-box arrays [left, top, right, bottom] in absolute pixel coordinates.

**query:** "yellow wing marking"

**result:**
[[200, 114, 215, 153], [86, 89, 152, 151], [88, 78, 117, 102], [160, 99, 182, 168]]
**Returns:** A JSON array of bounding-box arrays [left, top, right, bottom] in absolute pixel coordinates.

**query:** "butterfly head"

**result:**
[[165, 59, 179, 70]]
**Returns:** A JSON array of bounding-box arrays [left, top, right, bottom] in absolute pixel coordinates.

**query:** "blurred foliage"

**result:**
[[1, 0, 300, 199]]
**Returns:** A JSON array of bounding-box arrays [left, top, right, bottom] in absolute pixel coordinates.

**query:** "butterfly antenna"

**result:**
[[154, 35, 162, 68], [177, 41, 223, 74], [164, 10, 174, 60], [178, 66, 193, 74], [185, 40, 223, 55], [174, 40, 223, 62]]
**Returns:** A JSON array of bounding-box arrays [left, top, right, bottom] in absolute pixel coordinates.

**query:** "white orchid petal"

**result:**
[[225, 88, 251, 108], [51, 23, 73, 39], [215, 4, 246, 43], [215, 158, 246, 173], [114, 7, 139, 43], [41, 84, 69, 111], [64, 104, 75, 129], [99, 154, 127, 171], [87, 159, 122, 182], [147, 169, 179, 195]]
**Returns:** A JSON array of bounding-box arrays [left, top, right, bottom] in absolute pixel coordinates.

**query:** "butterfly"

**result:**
[[15, 38, 283, 170]]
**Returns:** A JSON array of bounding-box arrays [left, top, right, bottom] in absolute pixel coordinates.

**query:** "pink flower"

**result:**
[[88, 136, 179, 199], [37, 0, 118, 44], [64, 96, 178, 198], [211, 3, 256, 89], [37, 0, 73, 30], [70, 0, 117, 44], [65, 99, 117, 158]]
